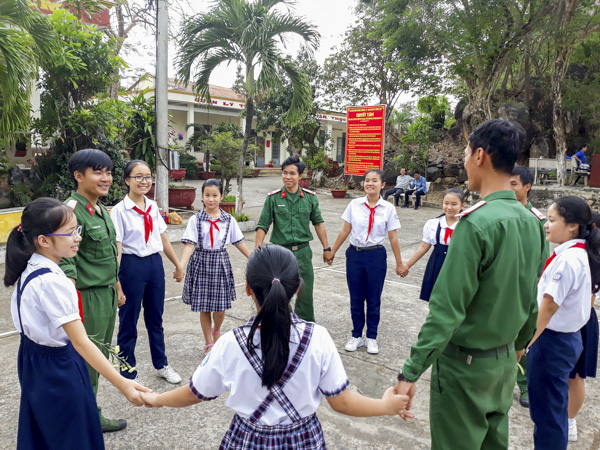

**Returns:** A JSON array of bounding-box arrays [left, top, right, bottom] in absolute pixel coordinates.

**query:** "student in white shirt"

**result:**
[[5, 198, 149, 449], [330, 169, 404, 355], [399, 188, 464, 301], [110, 160, 184, 384], [139, 245, 412, 448], [527, 196, 600, 450]]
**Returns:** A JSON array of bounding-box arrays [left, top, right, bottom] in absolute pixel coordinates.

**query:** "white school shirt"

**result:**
[[341, 196, 400, 247], [109, 195, 167, 257], [422, 216, 458, 245], [181, 210, 245, 248], [189, 319, 349, 426], [537, 238, 591, 332], [11, 253, 80, 347]]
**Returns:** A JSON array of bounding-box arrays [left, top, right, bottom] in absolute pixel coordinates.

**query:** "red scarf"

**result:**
[[132, 205, 153, 243], [208, 219, 220, 249], [444, 227, 453, 244], [541, 242, 587, 277], [364, 203, 379, 242]]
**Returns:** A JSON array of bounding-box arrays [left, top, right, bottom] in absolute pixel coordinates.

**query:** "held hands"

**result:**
[[139, 391, 162, 408], [323, 250, 334, 265], [398, 263, 410, 277], [117, 289, 127, 307], [394, 380, 416, 421], [121, 379, 152, 407], [382, 386, 415, 420], [173, 264, 184, 283]]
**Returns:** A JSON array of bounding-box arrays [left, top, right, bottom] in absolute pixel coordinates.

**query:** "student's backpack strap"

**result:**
[[16, 268, 52, 333]]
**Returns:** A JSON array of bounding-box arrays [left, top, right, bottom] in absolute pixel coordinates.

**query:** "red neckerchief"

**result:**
[[364, 202, 379, 242], [444, 227, 453, 244], [208, 219, 220, 249], [541, 242, 587, 278], [132, 204, 153, 243]]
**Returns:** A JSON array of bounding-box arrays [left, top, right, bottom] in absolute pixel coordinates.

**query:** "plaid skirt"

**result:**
[[219, 413, 326, 450], [183, 248, 236, 312]]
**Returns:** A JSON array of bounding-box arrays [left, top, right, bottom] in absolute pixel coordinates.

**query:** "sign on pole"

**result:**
[[344, 105, 386, 176]]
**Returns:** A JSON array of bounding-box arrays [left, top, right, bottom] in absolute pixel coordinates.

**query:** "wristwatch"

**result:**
[[323, 247, 331, 252], [397, 370, 414, 383]]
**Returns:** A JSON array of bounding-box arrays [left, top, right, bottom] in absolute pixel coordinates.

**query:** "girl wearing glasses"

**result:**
[[109, 160, 184, 385], [5, 198, 149, 449]]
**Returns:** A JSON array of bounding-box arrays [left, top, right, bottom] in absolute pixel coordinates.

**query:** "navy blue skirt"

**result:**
[[420, 245, 448, 302], [570, 307, 599, 379], [17, 334, 104, 449]]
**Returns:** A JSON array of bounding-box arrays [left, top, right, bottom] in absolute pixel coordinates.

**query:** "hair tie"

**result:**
[[17, 223, 22, 232], [272, 278, 280, 284]]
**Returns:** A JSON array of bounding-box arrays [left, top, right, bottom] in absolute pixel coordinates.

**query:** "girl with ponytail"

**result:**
[[140, 244, 413, 448], [5, 198, 148, 449], [527, 196, 600, 449]]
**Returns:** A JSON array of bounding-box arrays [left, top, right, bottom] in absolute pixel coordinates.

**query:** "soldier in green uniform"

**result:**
[[395, 120, 547, 449], [59, 149, 127, 432], [510, 165, 550, 409], [255, 156, 333, 322]]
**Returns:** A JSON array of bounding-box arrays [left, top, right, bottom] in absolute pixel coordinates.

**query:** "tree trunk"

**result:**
[[552, 45, 569, 185], [237, 96, 253, 215]]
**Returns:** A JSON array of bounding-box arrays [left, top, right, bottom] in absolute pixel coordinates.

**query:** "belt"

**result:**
[[350, 244, 384, 252], [281, 242, 309, 251], [443, 341, 515, 365]]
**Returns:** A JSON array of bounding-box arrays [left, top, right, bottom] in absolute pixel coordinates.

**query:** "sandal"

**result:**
[[203, 343, 214, 353]]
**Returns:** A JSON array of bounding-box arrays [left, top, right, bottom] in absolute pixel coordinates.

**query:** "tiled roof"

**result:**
[[167, 78, 245, 101]]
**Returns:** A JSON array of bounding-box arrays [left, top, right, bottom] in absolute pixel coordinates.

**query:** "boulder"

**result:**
[[529, 137, 551, 158], [426, 166, 443, 180], [498, 102, 530, 128]]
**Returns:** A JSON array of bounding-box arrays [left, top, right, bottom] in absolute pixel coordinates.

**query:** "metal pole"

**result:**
[[155, 0, 169, 211]]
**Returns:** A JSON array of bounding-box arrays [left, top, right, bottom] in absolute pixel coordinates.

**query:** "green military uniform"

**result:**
[[256, 187, 324, 322], [401, 191, 546, 450], [59, 192, 119, 397], [516, 202, 550, 401]]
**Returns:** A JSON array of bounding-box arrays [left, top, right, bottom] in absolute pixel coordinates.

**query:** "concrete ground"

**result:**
[[1, 175, 600, 449]]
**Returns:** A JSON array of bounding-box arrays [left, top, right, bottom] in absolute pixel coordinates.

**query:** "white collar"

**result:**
[[360, 196, 386, 208], [123, 194, 150, 210], [554, 238, 586, 256], [28, 253, 62, 274]]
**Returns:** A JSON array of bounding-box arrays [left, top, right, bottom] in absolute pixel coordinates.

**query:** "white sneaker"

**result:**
[[345, 336, 365, 352], [365, 338, 379, 354], [568, 422, 577, 442], [157, 365, 182, 384]]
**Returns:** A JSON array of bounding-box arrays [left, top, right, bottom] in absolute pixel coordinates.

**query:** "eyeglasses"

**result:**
[[128, 176, 154, 183], [46, 225, 83, 238]]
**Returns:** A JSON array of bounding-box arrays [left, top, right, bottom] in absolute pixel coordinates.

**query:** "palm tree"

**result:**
[[177, 0, 319, 213], [0, 0, 54, 142]]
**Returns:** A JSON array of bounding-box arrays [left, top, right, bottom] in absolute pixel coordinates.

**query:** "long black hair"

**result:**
[[4, 198, 74, 287], [246, 245, 301, 389], [553, 196, 600, 293]]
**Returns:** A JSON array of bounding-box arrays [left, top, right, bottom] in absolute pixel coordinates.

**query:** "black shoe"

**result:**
[[101, 416, 127, 433], [401, 205, 408, 208], [414, 205, 419, 210], [519, 391, 529, 408], [394, 203, 399, 206]]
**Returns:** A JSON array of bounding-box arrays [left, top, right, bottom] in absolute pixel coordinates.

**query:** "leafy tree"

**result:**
[[322, 3, 411, 122], [176, 0, 319, 214], [208, 131, 257, 196], [125, 89, 156, 168], [0, 0, 54, 142]]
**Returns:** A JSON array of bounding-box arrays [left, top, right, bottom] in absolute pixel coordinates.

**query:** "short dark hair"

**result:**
[[281, 156, 304, 174], [511, 166, 533, 194], [68, 149, 113, 185], [201, 178, 223, 195], [413, 170, 420, 175], [468, 119, 524, 175]]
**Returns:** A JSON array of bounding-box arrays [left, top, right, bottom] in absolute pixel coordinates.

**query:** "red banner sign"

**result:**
[[344, 105, 386, 176]]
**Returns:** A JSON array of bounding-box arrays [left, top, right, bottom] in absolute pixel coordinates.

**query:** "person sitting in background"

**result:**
[[573, 145, 589, 168], [383, 168, 413, 206], [402, 171, 427, 210]]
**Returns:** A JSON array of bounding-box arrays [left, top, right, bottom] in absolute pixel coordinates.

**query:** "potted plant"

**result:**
[[298, 176, 311, 189], [330, 175, 349, 199], [231, 211, 255, 232], [168, 168, 187, 181], [168, 184, 197, 210], [221, 194, 245, 213]]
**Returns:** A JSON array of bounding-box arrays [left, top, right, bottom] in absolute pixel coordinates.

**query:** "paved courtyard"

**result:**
[[1, 175, 599, 449]]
